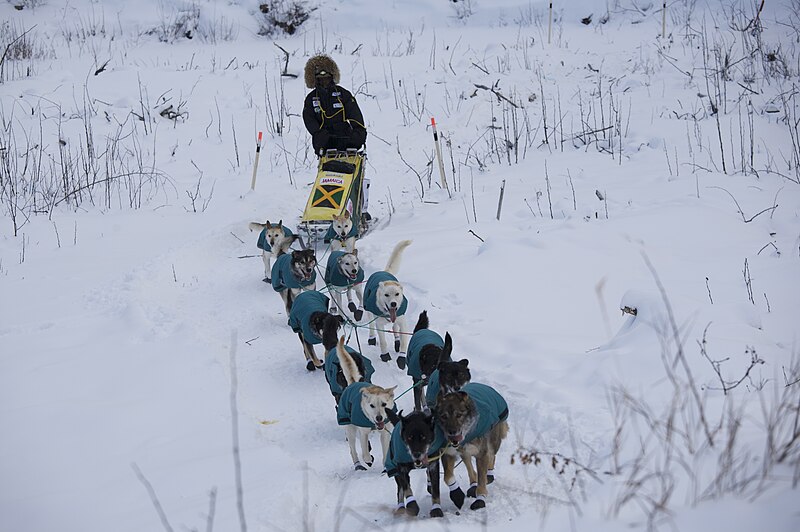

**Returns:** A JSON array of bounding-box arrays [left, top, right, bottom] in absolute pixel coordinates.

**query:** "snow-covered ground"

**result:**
[[2, 1, 799, 531]]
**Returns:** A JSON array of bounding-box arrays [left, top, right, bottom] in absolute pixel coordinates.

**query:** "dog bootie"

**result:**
[[380, 353, 392, 362], [306, 360, 317, 371], [394, 339, 401, 352], [396, 356, 407, 370], [404, 496, 419, 516], [368, 337, 377, 346], [353, 308, 364, 321], [354, 462, 367, 471], [470, 496, 486, 510], [263, 277, 271, 284], [448, 481, 465, 509], [487, 469, 495, 484], [429, 503, 443, 518], [467, 482, 478, 498]]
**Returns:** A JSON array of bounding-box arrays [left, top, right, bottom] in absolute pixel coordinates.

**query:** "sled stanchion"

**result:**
[[431, 117, 449, 196], [250, 131, 263, 191], [548, 2, 553, 45], [662, 2, 667, 39], [496, 179, 506, 221]]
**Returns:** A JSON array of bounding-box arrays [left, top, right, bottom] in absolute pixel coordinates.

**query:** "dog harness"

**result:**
[[288, 291, 329, 344], [256, 225, 293, 252], [324, 344, 375, 397], [406, 329, 445, 381], [458, 383, 509, 445], [271, 253, 316, 292], [337, 381, 382, 428], [363, 271, 408, 318], [384, 420, 447, 478], [324, 250, 365, 288], [323, 222, 358, 245]]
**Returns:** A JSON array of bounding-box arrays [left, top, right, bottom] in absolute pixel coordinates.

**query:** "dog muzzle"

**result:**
[[448, 433, 464, 446], [412, 455, 429, 467]]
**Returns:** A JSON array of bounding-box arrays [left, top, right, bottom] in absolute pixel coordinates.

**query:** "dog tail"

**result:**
[[337, 336, 362, 385], [413, 310, 429, 333], [384, 239, 412, 275], [248, 222, 266, 232]]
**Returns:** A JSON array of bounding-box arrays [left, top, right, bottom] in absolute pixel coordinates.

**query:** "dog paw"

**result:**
[[306, 361, 317, 371], [487, 474, 495, 484], [354, 463, 367, 471], [395, 356, 407, 370], [467, 484, 477, 498], [263, 277, 271, 284], [449, 488, 465, 509], [380, 353, 392, 362], [470, 498, 486, 510], [368, 337, 377, 346], [394, 339, 401, 352], [429, 507, 444, 518], [353, 308, 363, 321], [405, 500, 420, 516], [348, 302, 358, 313]]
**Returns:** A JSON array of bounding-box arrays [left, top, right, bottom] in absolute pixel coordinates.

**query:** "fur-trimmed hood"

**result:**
[[304, 54, 340, 88]]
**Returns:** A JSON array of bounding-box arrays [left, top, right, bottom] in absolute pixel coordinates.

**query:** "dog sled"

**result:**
[[299, 148, 371, 245]]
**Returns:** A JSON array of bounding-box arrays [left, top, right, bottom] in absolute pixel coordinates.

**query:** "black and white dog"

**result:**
[[384, 409, 455, 517], [404, 311, 452, 411], [425, 358, 472, 409], [287, 290, 343, 371], [271, 248, 317, 313]]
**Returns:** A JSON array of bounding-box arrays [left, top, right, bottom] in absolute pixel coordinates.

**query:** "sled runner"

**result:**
[[299, 148, 371, 244]]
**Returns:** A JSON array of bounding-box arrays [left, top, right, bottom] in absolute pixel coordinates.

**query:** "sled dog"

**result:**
[[325, 210, 357, 252], [271, 249, 317, 313], [334, 337, 396, 470], [287, 290, 343, 371], [321, 319, 375, 404], [425, 358, 472, 408], [363, 240, 412, 367], [435, 383, 509, 510], [323, 249, 365, 320], [405, 311, 452, 410], [384, 409, 447, 517], [248, 220, 296, 281]]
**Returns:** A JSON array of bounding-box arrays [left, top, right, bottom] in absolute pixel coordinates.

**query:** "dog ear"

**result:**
[[336, 315, 346, 327], [351, 248, 358, 256], [343, 210, 350, 219], [458, 358, 469, 368], [385, 408, 401, 425], [277, 219, 283, 227], [442, 332, 453, 359], [265, 220, 271, 227]]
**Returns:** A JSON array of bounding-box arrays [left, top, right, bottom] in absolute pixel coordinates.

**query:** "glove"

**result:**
[[312, 129, 330, 152]]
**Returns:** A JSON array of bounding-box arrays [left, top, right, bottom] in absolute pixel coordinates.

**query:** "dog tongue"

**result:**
[[389, 307, 397, 322]]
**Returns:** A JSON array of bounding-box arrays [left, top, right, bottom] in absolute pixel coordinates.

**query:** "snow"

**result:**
[[1, 1, 799, 531]]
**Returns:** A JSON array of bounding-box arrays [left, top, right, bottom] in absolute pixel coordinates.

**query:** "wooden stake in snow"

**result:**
[[548, 2, 553, 45], [250, 131, 263, 191], [662, 2, 667, 39], [430, 117, 449, 194], [496, 179, 506, 221]]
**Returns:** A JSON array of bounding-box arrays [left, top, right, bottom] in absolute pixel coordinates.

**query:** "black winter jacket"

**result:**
[[303, 85, 367, 152]]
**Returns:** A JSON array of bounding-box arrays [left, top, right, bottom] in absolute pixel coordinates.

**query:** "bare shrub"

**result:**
[[256, 0, 316, 37], [0, 22, 52, 83]]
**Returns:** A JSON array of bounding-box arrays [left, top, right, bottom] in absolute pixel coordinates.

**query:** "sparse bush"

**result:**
[[0, 21, 52, 82], [256, 0, 315, 36]]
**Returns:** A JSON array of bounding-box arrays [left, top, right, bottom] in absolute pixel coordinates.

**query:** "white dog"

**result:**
[[335, 337, 396, 470], [324, 210, 357, 252], [248, 220, 296, 282], [363, 240, 412, 368]]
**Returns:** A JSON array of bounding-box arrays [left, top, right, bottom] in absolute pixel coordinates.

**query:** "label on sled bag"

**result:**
[[320, 174, 346, 186]]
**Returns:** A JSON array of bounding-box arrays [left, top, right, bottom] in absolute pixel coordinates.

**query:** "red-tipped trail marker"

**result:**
[[430, 117, 449, 194], [250, 131, 263, 191]]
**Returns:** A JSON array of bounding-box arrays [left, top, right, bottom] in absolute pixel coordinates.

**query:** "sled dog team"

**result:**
[[249, 213, 509, 517]]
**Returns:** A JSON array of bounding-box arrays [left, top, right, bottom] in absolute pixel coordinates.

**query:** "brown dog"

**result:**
[[435, 383, 509, 510]]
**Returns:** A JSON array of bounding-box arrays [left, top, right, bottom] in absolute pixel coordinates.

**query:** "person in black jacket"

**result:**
[[303, 54, 367, 154]]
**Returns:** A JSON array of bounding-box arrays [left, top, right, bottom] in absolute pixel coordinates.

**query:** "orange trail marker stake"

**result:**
[[431, 117, 449, 195], [250, 131, 263, 191]]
